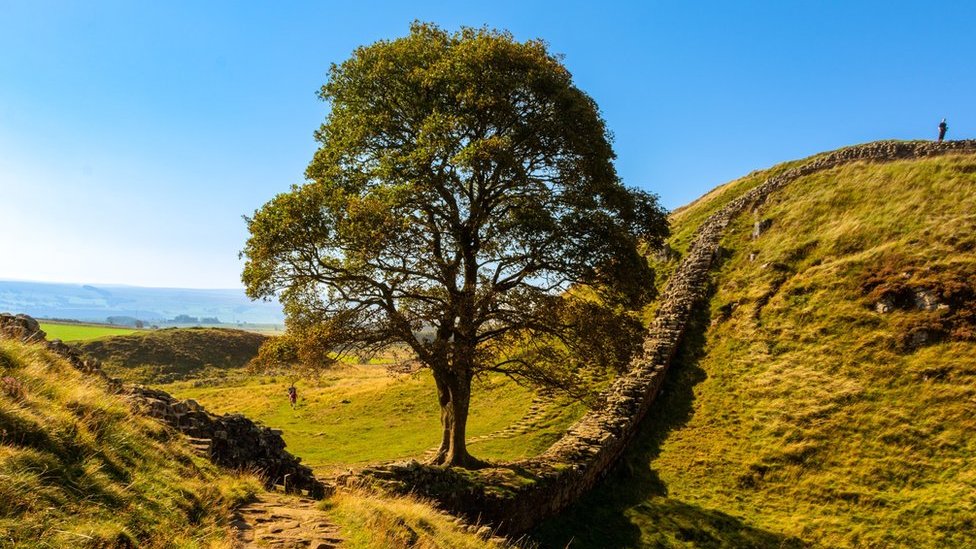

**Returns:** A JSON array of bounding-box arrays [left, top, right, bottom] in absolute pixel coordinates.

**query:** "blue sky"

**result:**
[[1, 1, 973, 288]]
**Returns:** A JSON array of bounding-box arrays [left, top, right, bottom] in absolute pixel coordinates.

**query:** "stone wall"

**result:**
[[350, 140, 976, 535], [125, 385, 326, 497], [0, 313, 325, 497]]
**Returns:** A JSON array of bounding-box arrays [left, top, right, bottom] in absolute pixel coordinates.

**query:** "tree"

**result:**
[[242, 22, 669, 467]]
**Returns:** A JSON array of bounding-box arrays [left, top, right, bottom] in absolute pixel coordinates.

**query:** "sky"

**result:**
[[1, 1, 973, 289]]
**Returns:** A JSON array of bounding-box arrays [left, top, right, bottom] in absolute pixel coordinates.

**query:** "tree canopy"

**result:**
[[242, 22, 668, 467]]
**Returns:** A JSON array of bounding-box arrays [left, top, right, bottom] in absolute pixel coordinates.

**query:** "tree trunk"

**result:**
[[444, 372, 472, 467], [429, 368, 480, 468], [429, 373, 451, 464]]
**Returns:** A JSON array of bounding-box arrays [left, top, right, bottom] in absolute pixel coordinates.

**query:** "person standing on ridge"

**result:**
[[938, 118, 948, 142], [287, 384, 298, 409]]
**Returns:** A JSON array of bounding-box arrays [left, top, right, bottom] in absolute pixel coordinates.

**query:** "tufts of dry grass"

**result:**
[[326, 489, 516, 549], [0, 338, 261, 548]]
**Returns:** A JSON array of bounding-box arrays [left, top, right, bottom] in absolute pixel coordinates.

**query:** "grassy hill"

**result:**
[[0, 337, 260, 547], [536, 150, 976, 547], [33, 145, 976, 546], [75, 327, 267, 384]]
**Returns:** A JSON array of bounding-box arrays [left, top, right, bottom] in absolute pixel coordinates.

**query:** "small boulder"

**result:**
[[875, 296, 896, 314], [752, 218, 773, 239], [655, 244, 676, 263], [908, 330, 930, 349], [912, 289, 942, 311]]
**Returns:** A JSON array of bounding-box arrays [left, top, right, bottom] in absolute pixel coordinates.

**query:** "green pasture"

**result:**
[[39, 321, 138, 342]]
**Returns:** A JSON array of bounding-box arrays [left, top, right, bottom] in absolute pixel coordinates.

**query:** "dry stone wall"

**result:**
[[0, 313, 325, 497], [351, 140, 976, 535], [124, 385, 325, 497]]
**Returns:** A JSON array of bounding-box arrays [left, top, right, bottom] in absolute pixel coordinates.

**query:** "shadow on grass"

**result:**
[[531, 290, 807, 548]]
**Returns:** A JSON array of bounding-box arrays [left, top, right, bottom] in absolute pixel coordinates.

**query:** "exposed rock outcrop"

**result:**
[[912, 289, 944, 312], [752, 218, 773, 238]]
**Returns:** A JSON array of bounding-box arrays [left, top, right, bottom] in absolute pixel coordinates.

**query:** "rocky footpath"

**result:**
[[0, 313, 325, 498], [347, 140, 976, 535], [231, 492, 343, 548]]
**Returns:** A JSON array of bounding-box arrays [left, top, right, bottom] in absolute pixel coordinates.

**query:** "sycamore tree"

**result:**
[[242, 23, 668, 467]]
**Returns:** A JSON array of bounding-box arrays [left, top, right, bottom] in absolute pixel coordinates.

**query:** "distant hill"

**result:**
[[0, 280, 284, 325], [75, 327, 269, 383]]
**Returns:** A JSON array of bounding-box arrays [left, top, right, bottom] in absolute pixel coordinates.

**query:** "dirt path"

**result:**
[[232, 492, 342, 548]]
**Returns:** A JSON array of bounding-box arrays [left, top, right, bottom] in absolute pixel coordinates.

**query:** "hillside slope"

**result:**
[[536, 145, 976, 547], [0, 337, 260, 547], [1, 320, 505, 548], [75, 327, 267, 383]]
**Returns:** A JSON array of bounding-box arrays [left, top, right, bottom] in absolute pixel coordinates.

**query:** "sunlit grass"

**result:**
[[158, 366, 584, 474], [327, 489, 512, 548], [0, 338, 261, 547], [39, 321, 138, 342], [75, 327, 266, 384]]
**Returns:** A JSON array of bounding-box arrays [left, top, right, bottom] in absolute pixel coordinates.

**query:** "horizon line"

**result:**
[[0, 276, 250, 293]]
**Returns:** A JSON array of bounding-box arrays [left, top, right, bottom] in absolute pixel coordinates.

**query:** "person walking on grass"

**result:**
[[938, 118, 948, 142], [287, 384, 298, 409]]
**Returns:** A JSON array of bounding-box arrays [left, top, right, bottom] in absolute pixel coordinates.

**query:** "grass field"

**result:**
[[58, 319, 585, 472], [16, 147, 976, 547], [536, 154, 976, 547], [159, 366, 585, 474], [39, 321, 138, 341]]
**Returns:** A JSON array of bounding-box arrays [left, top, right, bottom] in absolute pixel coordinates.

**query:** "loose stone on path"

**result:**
[[232, 492, 343, 548]]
